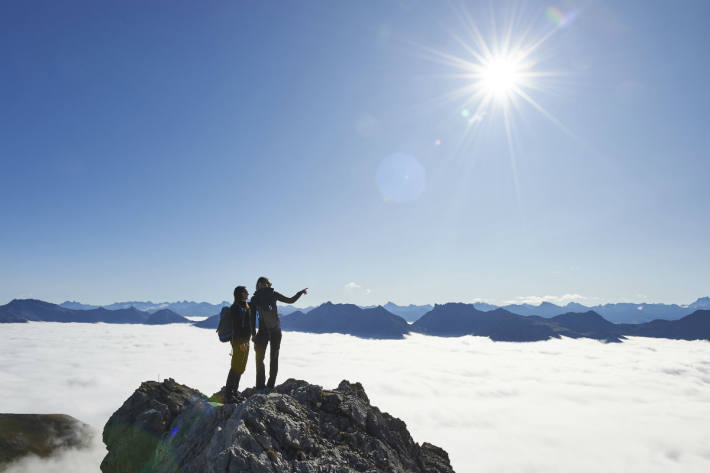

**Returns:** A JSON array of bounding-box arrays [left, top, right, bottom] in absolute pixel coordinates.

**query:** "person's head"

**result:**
[[234, 285, 248, 303], [255, 276, 271, 291]]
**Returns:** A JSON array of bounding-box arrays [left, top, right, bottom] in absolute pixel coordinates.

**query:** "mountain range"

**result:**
[[193, 301, 710, 342], [0, 299, 190, 325], [4, 298, 710, 344], [376, 302, 433, 322], [60, 300, 231, 317], [411, 304, 625, 342], [55, 297, 710, 323], [280, 302, 710, 342], [281, 302, 410, 339], [373, 298, 710, 323], [495, 298, 710, 323], [59, 299, 314, 317]]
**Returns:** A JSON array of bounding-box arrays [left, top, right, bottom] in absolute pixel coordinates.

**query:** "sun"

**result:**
[[415, 5, 576, 201], [477, 54, 525, 101], [417, 4, 572, 125]]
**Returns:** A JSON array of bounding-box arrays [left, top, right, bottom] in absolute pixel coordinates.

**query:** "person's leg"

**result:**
[[232, 340, 250, 392], [266, 329, 282, 389], [254, 330, 269, 389], [225, 368, 237, 403]]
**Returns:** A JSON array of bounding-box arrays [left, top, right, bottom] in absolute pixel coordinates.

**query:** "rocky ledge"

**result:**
[[101, 378, 455, 473], [0, 413, 92, 468]]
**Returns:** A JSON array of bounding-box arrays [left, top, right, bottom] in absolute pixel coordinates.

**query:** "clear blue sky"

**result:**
[[1, 0, 708, 306]]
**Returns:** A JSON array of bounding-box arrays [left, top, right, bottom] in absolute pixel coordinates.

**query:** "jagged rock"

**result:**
[[0, 413, 93, 467], [101, 378, 455, 473]]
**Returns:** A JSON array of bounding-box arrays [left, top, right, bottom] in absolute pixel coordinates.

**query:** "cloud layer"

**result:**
[[503, 293, 594, 305], [1, 323, 709, 472]]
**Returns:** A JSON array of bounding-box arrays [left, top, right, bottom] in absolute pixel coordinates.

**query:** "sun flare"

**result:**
[[418, 6, 572, 140], [477, 54, 526, 101], [417, 5, 576, 202]]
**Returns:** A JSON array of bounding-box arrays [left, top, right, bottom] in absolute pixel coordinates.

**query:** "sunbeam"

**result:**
[[413, 4, 578, 208], [420, 5, 573, 146]]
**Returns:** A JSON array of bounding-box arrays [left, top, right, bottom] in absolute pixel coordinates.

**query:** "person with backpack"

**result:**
[[250, 276, 307, 392], [224, 285, 256, 403]]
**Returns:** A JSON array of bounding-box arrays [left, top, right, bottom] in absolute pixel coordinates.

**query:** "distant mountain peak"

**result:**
[[689, 297, 710, 310]]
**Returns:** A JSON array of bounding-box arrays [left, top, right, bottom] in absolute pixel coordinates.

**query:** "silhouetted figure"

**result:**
[[250, 276, 307, 391], [225, 285, 255, 403]]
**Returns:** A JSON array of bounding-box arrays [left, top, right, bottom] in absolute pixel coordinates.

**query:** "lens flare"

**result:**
[[545, 6, 577, 28], [545, 6, 564, 26], [376, 153, 427, 203]]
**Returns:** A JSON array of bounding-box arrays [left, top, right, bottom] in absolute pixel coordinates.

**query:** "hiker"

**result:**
[[250, 276, 307, 392], [225, 285, 256, 403]]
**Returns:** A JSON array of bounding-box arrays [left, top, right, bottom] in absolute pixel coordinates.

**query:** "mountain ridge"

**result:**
[[281, 302, 410, 339], [5, 298, 710, 343], [60, 299, 231, 316], [0, 299, 191, 325], [54, 297, 710, 323]]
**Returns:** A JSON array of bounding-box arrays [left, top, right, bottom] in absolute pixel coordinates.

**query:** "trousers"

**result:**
[[254, 328, 282, 389], [230, 338, 250, 374]]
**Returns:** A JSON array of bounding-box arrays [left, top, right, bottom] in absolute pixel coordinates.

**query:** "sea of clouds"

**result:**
[[1, 322, 710, 472]]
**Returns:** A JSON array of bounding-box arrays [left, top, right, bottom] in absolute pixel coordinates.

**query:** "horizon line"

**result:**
[[3, 295, 708, 309]]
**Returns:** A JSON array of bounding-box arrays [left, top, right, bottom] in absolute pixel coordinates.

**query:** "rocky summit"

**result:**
[[101, 378, 455, 473]]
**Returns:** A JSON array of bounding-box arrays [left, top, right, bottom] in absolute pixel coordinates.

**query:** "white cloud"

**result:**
[[4, 436, 105, 473], [1, 323, 710, 472], [345, 281, 371, 296], [503, 294, 594, 306]]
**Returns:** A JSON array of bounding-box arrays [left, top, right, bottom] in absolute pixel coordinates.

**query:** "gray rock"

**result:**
[[0, 413, 93, 467], [101, 378, 455, 473]]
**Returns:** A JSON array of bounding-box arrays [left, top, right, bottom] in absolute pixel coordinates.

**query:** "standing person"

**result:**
[[225, 285, 256, 403], [250, 276, 307, 392]]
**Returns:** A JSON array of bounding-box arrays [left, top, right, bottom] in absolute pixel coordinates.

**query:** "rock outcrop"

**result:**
[[101, 378, 455, 473], [0, 413, 92, 467]]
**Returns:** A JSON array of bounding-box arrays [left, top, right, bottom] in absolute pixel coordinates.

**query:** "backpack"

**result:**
[[216, 306, 232, 343], [252, 287, 280, 329]]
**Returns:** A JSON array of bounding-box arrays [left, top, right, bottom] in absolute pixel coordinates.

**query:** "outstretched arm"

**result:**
[[274, 288, 308, 305]]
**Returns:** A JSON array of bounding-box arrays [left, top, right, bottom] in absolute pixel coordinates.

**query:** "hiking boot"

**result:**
[[225, 369, 240, 403], [234, 392, 247, 404]]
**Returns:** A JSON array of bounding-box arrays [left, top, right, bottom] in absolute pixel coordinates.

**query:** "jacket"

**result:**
[[251, 287, 305, 330], [230, 301, 255, 340]]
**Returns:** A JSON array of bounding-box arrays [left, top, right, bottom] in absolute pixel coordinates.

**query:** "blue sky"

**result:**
[[1, 0, 708, 306]]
